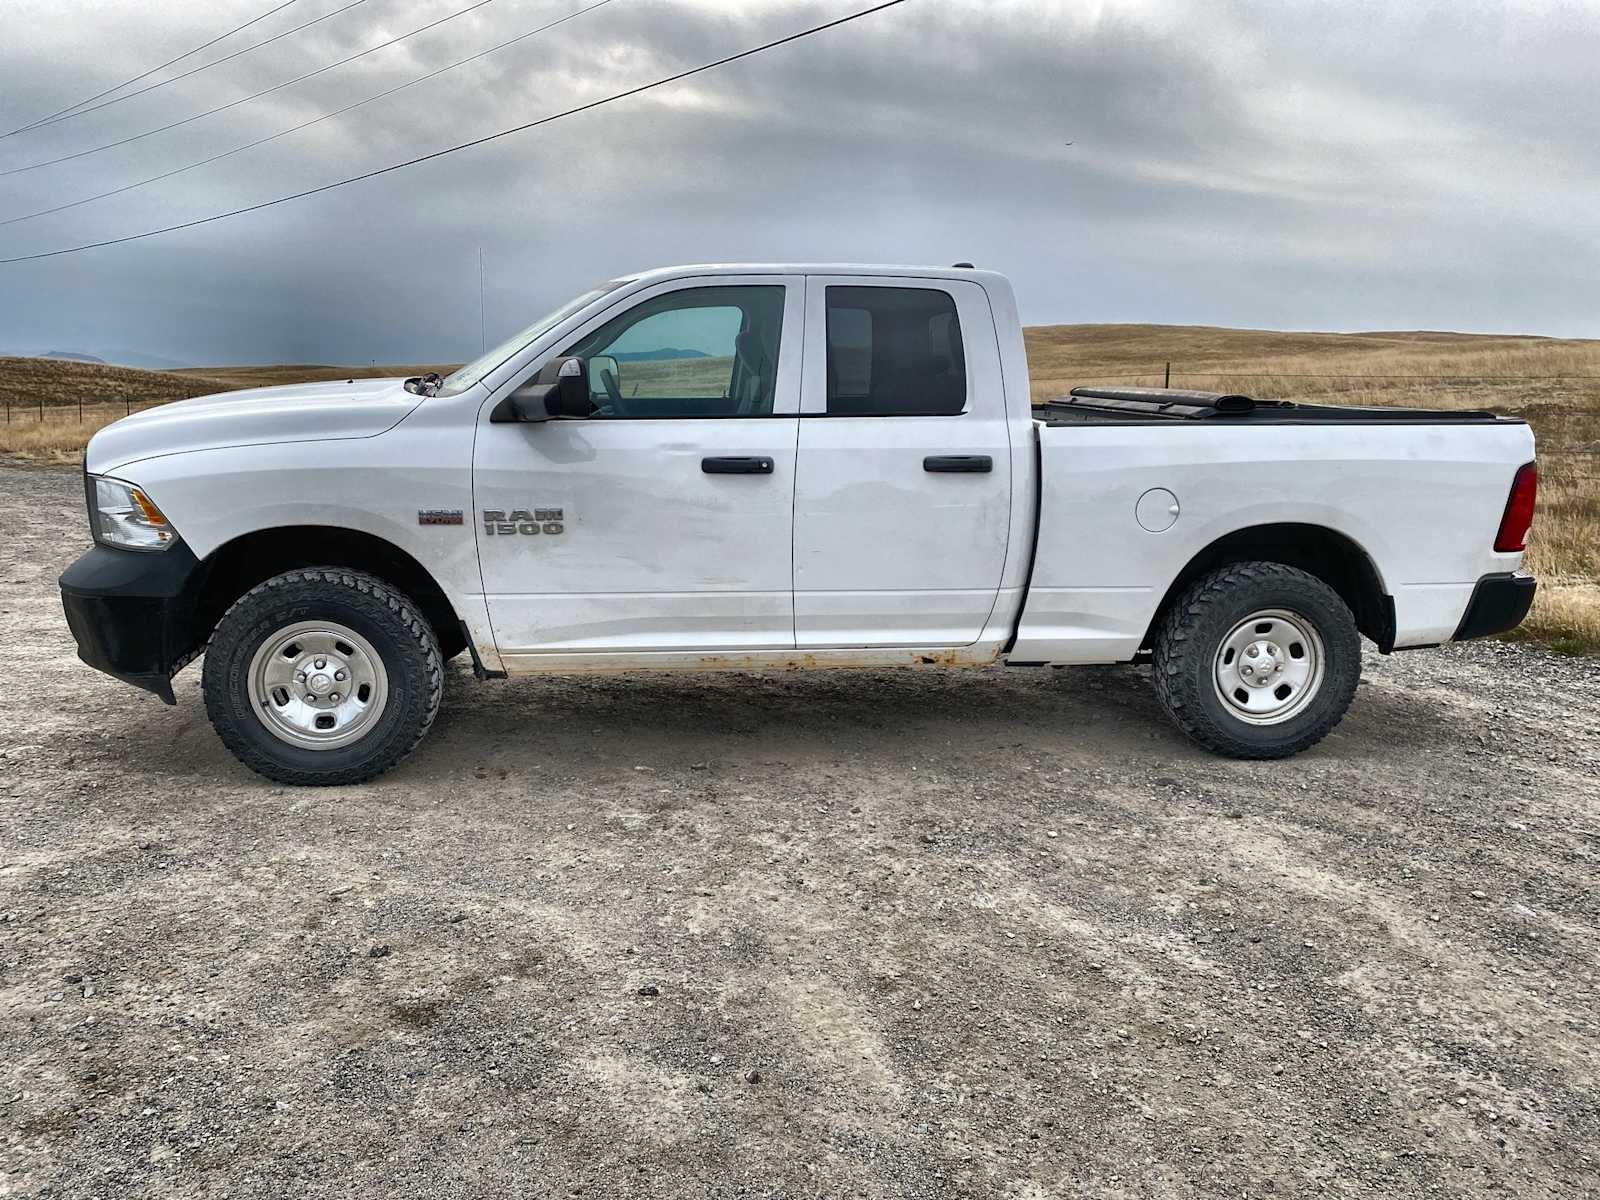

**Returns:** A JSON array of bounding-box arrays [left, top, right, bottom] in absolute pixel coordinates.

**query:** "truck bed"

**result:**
[[1009, 390, 1537, 664], [1035, 386, 1523, 426]]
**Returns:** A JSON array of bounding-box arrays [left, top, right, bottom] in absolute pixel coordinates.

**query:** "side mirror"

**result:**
[[489, 357, 593, 423], [587, 354, 620, 403], [551, 357, 592, 417]]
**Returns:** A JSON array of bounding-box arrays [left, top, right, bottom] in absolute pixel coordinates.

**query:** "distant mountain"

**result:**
[[612, 348, 709, 362], [101, 348, 190, 370], [39, 350, 107, 364], [29, 348, 191, 369]]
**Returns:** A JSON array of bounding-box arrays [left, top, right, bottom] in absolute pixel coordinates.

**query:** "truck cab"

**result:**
[[465, 265, 1032, 667]]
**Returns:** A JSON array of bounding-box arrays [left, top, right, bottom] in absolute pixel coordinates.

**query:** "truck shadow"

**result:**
[[438, 658, 1152, 733], [96, 657, 1464, 787], [406, 659, 1463, 780]]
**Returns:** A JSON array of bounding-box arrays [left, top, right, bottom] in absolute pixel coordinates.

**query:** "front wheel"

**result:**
[[1151, 562, 1360, 759], [202, 569, 443, 785]]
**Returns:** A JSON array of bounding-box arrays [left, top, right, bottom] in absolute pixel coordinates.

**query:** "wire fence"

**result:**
[[3, 397, 169, 424]]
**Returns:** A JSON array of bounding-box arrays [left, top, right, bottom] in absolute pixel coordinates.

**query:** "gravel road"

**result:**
[[2, 459, 1597, 1198]]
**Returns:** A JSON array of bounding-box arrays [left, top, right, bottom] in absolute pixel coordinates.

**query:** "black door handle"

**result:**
[[924, 454, 993, 473], [702, 456, 774, 475]]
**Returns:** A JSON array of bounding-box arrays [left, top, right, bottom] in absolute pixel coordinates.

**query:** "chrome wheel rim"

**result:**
[[1212, 608, 1325, 726], [248, 621, 388, 750]]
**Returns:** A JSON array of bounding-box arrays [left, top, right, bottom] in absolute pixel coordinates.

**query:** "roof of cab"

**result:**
[[620, 263, 1007, 286]]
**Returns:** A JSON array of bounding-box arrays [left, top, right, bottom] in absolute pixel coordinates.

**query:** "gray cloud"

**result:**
[[1, 0, 1596, 365]]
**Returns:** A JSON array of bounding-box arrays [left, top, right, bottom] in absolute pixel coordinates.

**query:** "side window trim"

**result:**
[[802, 279, 971, 418]]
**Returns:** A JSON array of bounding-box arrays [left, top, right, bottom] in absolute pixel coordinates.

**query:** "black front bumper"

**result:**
[[1453, 571, 1537, 642], [59, 543, 204, 704]]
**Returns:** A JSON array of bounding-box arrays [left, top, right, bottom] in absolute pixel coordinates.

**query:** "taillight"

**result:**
[[1494, 461, 1537, 553]]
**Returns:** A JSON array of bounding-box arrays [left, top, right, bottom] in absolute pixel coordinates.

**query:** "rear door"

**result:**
[[792, 276, 1013, 647], [474, 275, 803, 656]]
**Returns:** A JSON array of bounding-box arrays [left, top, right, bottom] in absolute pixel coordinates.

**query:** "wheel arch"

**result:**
[[186, 526, 467, 660], [1143, 523, 1394, 652]]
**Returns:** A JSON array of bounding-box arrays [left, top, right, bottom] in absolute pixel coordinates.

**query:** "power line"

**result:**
[[0, 0, 916, 265], [0, 0, 372, 143], [2, 0, 306, 138], [0, 0, 499, 179], [1, 0, 617, 229]]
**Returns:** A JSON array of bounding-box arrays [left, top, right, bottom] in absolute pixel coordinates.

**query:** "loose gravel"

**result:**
[[2, 460, 1597, 1198]]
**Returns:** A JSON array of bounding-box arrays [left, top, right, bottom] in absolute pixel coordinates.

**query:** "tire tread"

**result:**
[[1151, 561, 1358, 759], [201, 568, 442, 785]]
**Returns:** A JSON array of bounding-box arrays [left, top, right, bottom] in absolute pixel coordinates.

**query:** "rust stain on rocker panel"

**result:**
[[493, 645, 1005, 676]]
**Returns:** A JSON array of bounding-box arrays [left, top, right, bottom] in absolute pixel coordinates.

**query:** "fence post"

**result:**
[[78, 398, 83, 422], [39, 399, 44, 422], [125, 397, 131, 416], [1164, 361, 1171, 388]]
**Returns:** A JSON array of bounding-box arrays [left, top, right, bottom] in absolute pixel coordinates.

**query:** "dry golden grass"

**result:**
[[617, 355, 736, 395], [1023, 323, 1600, 398], [1511, 583, 1600, 656], [0, 360, 455, 464], [0, 357, 452, 416], [0, 415, 111, 464], [3, 326, 1595, 650]]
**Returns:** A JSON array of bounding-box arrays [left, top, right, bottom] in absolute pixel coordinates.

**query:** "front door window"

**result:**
[[564, 285, 786, 418]]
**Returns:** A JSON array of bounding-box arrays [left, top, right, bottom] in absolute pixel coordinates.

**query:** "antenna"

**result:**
[[478, 246, 486, 354]]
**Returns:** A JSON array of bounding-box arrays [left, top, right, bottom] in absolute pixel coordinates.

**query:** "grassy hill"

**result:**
[[2, 324, 1594, 651], [1024, 323, 1600, 405], [0, 358, 454, 414]]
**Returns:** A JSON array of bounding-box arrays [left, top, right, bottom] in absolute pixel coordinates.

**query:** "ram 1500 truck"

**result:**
[[59, 264, 1538, 784]]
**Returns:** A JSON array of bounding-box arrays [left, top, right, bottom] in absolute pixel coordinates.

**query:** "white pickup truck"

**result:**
[[60, 264, 1538, 784]]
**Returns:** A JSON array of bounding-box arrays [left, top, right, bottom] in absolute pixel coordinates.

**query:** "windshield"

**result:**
[[437, 279, 629, 394]]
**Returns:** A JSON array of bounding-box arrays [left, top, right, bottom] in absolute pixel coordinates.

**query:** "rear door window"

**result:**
[[824, 286, 966, 416]]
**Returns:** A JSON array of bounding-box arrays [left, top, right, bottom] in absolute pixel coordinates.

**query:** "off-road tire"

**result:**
[[1151, 562, 1360, 759], [202, 569, 442, 785]]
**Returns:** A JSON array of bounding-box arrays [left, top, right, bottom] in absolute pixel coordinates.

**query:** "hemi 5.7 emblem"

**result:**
[[417, 509, 464, 526], [483, 508, 564, 535]]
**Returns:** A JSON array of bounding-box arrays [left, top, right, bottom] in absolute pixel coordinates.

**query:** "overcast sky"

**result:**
[[1, 0, 1596, 365]]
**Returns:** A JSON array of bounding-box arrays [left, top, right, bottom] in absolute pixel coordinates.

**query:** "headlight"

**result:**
[[88, 476, 179, 551]]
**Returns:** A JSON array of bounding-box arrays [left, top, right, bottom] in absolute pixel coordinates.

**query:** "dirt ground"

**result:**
[[2, 459, 1597, 1199]]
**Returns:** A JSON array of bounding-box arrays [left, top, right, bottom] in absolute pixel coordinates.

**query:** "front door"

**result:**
[[793, 276, 1013, 648], [474, 276, 803, 657]]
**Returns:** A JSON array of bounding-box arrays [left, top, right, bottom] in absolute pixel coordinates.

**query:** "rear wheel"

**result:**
[[202, 568, 442, 785], [1151, 562, 1360, 758]]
